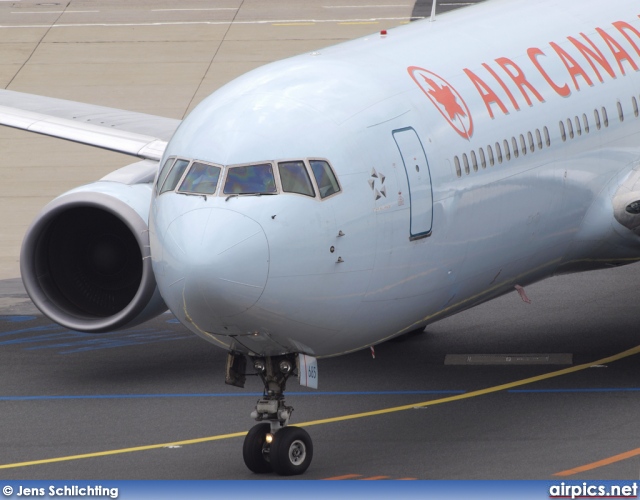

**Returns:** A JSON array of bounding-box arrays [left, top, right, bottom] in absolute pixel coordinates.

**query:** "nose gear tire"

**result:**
[[270, 426, 313, 476], [243, 423, 273, 473]]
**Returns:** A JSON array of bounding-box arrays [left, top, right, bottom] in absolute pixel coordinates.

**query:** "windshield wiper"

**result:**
[[225, 192, 276, 202]]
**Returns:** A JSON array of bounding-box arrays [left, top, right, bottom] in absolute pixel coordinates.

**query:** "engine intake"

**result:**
[[21, 187, 166, 332]]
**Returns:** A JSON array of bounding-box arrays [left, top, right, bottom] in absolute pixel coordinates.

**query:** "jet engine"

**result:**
[[20, 162, 167, 332]]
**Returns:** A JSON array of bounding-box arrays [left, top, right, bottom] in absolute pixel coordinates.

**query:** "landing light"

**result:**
[[266, 433, 273, 444], [279, 360, 292, 374]]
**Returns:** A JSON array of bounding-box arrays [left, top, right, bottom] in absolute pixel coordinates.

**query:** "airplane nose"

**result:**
[[162, 207, 269, 329]]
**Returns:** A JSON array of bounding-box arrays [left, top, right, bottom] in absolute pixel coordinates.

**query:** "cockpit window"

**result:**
[[156, 157, 339, 200], [178, 162, 221, 195], [223, 163, 277, 195], [159, 159, 190, 194], [278, 161, 315, 197], [310, 160, 340, 198], [156, 157, 176, 194]]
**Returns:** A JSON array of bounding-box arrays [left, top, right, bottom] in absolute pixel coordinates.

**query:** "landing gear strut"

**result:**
[[227, 352, 313, 476]]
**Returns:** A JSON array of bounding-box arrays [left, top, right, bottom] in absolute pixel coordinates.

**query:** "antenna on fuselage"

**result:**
[[430, 0, 437, 22]]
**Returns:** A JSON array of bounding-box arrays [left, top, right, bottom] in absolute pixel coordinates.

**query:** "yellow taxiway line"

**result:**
[[2, 344, 640, 470]]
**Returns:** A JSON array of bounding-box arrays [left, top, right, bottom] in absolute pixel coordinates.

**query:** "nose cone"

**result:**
[[160, 207, 269, 330]]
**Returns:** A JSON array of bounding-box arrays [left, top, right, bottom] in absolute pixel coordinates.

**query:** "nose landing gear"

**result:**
[[227, 352, 313, 476]]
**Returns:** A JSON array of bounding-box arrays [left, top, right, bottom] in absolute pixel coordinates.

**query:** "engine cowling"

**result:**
[[20, 177, 167, 332]]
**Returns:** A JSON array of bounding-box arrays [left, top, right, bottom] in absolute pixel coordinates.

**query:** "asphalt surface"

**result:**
[[2, 262, 640, 480], [1, 0, 640, 482]]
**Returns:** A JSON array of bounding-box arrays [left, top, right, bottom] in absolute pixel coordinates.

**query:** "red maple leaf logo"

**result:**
[[408, 66, 473, 140], [423, 76, 467, 121]]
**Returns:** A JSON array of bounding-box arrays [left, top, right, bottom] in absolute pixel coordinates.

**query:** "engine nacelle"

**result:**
[[20, 169, 167, 333]]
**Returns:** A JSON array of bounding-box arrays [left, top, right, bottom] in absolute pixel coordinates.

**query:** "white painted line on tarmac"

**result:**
[[11, 11, 99, 14], [323, 5, 411, 8], [151, 8, 238, 12], [0, 17, 414, 29], [272, 22, 317, 26]]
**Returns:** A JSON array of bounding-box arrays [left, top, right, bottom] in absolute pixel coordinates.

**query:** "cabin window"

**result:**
[[462, 153, 470, 174], [594, 109, 601, 130], [310, 160, 341, 198], [511, 137, 519, 158], [602, 106, 609, 127], [582, 113, 590, 133], [519, 134, 527, 155], [479, 147, 486, 169], [574, 116, 581, 136], [617, 101, 624, 122], [495, 142, 503, 163], [544, 126, 551, 146], [470, 150, 478, 172], [527, 132, 534, 153], [224, 163, 277, 195], [535, 129, 543, 149], [159, 159, 190, 195], [559, 120, 567, 141], [454, 156, 461, 177], [503, 140, 511, 161], [487, 145, 495, 166], [566, 118, 574, 139], [278, 161, 315, 197], [178, 161, 221, 195], [633, 96, 639, 117]]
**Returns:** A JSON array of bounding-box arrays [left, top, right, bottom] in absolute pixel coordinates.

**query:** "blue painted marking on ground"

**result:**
[[6, 388, 639, 400], [0, 315, 37, 323], [0, 324, 61, 338], [0, 390, 465, 401], [0, 323, 193, 353], [23, 329, 193, 353]]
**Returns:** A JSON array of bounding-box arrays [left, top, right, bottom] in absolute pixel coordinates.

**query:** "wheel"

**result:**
[[242, 423, 273, 473], [270, 426, 313, 476]]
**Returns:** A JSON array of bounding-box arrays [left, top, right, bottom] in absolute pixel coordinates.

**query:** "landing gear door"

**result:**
[[392, 127, 433, 239]]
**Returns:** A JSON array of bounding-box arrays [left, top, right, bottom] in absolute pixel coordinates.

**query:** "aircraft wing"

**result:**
[[0, 89, 180, 161]]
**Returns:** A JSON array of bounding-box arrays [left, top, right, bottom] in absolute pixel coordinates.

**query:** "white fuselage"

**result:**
[[149, 0, 640, 357]]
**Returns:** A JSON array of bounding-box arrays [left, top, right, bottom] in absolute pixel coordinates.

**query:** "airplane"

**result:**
[[2, 0, 640, 476]]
